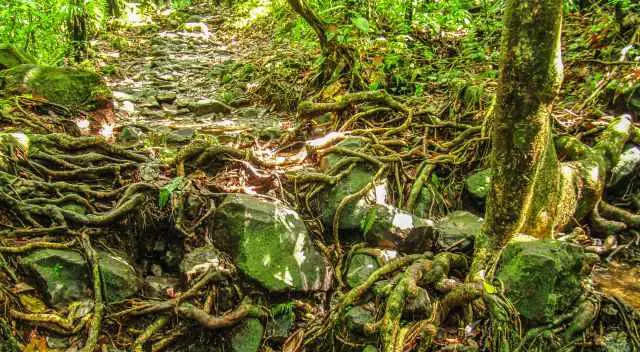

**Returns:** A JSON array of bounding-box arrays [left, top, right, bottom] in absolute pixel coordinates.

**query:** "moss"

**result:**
[[0, 64, 112, 110], [496, 236, 586, 325], [0, 45, 35, 70], [230, 318, 264, 352]]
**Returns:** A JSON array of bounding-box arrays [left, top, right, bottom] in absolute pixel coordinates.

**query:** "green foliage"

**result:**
[[159, 177, 185, 208]]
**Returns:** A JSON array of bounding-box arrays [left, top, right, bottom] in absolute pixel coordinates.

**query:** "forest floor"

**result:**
[[0, 1, 639, 352]]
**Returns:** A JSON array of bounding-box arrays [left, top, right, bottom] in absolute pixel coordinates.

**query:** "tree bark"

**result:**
[[483, 0, 564, 244]]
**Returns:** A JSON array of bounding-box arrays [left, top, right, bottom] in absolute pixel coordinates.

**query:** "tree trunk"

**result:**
[[106, 0, 121, 18], [68, 0, 88, 62], [483, 0, 564, 245], [286, 0, 359, 86]]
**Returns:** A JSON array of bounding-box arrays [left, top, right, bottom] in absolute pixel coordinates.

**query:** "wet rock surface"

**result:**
[[213, 193, 332, 292], [434, 211, 481, 251]]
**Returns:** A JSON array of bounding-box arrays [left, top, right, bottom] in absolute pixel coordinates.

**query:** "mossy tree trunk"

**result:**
[[483, 0, 564, 245], [68, 0, 88, 62]]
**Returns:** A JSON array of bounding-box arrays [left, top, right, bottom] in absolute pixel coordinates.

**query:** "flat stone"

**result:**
[[213, 194, 332, 292], [344, 306, 374, 334], [188, 99, 232, 116], [180, 244, 223, 281]]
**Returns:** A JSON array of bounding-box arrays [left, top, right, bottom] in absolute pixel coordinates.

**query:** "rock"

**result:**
[[213, 194, 332, 292], [182, 22, 209, 34], [117, 126, 145, 143], [230, 318, 264, 352], [0, 45, 35, 70], [608, 146, 640, 190], [0, 65, 112, 110], [165, 128, 195, 144], [362, 204, 435, 252], [362, 346, 378, 352], [180, 244, 222, 281], [495, 235, 588, 325], [156, 92, 177, 104], [434, 211, 481, 251], [19, 249, 141, 307], [112, 91, 138, 102], [319, 139, 388, 231], [144, 276, 180, 299], [188, 99, 232, 116], [464, 168, 491, 203], [344, 306, 374, 334], [346, 253, 379, 288], [267, 305, 295, 339]]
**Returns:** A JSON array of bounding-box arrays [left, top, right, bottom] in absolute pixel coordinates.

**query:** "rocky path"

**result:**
[[99, 4, 283, 146]]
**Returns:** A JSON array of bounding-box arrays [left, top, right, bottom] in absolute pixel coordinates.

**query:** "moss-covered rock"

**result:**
[[319, 138, 387, 231], [464, 168, 491, 203], [19, 249, 141, 307], [362, 204, 435, 252], [230, 318, 264, 352], [213, 194, 332, 292], [0, 45, 35, 71], [346, 253, 379, 288], [434, 211, 481, 251], [495, 235, 587, 325], [0, 64, 112, 110]]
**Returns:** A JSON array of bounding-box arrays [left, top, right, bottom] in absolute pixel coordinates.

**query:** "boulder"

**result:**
[[319, 139, 387, 231], [19, 249, 141, 307], [464, 168, 491, 203], [346, 253, 379, 288], [230, 318, 263, 352], [0, 45, 35, 70], [0, 64, 111, 110], [188, 99, 232, 116], [362, 204, 435, 252], [213, 194, 332, 292], [495, 235, 588, 325], [434, 211, 481, 251]]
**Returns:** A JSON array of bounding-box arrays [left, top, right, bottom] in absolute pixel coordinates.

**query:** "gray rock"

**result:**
[[180, 244, 222, 281], [144, 276, 180, 299], [19, 249, 141, 307], [213, 194, 332, 292], [231, 318, 264, 352], [464, 168, 491, 202], [188, 99, 232, 116], [609, 146, 640, 189], [165, 128, 195, 144], [346, 253, 379, 288], [495, 235, 588, 325], [362, 204, 435, 252], [435, 211, 481, 251]]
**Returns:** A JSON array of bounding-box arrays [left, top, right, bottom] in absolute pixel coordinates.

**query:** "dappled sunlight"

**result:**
[[232, 0, 272, 28]]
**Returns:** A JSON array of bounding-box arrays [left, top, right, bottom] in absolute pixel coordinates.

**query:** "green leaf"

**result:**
[[351, 16, 370, 33], [482, 280, 497, 295], [159, 177, 185, 208]]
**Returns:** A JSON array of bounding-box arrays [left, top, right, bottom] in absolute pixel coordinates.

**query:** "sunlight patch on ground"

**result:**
[[233, 0, 272, 28]]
